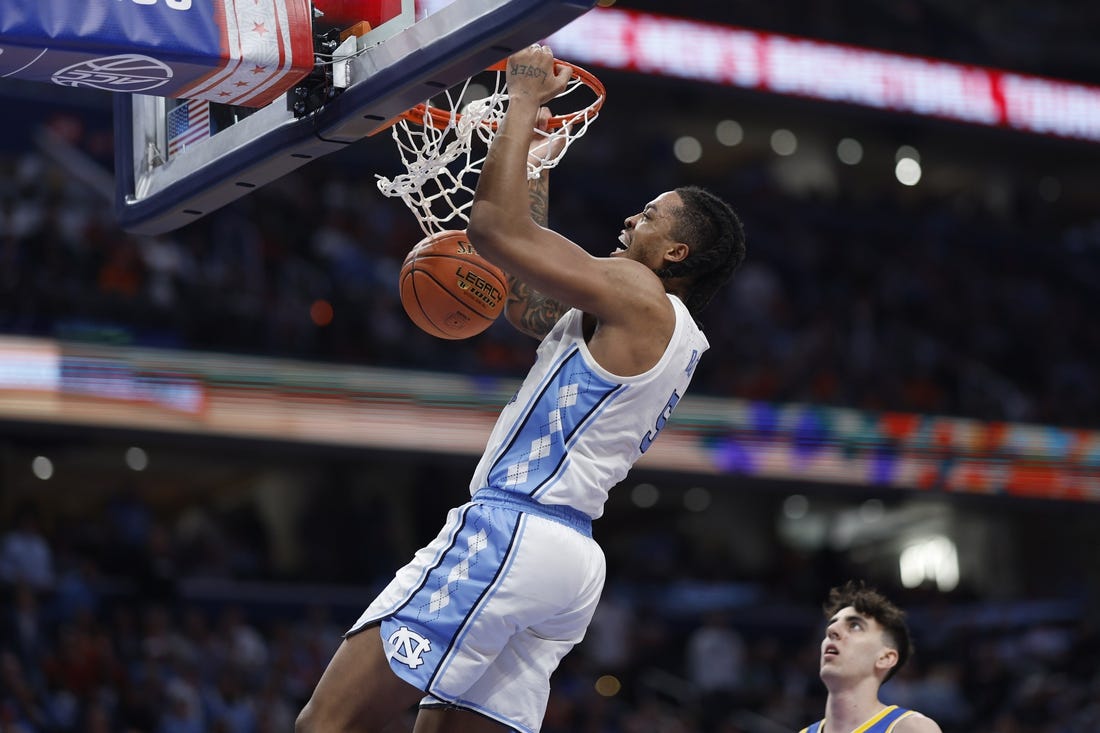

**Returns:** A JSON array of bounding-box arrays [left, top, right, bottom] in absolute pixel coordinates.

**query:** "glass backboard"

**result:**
[[114, 0, 597, 235]]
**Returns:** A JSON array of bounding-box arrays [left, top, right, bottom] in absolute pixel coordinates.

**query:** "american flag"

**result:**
[[167, 99, 211, 158]]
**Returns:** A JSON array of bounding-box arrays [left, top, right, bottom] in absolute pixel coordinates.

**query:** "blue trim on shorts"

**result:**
[[378, 504, 519, 693], [473, 488, 592, 537], [427, 511, 523, 691]]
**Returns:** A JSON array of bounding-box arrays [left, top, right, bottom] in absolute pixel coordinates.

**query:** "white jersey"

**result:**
[[469, 294, 709, 519]]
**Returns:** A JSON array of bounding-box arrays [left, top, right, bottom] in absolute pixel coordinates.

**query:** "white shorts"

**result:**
[[348, 490, 606, 733]]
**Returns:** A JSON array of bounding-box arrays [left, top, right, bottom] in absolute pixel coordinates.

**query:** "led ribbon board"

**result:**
[[547, 8, 1100, 143]]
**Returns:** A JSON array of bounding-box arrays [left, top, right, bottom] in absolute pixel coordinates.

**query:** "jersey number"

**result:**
[[639, 390, 680, 453]]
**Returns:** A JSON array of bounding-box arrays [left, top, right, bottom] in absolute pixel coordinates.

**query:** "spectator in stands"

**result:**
[[0, 503, 54, 591]]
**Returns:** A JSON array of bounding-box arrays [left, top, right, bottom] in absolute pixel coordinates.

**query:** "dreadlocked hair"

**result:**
[[656, 186, 746, 316]]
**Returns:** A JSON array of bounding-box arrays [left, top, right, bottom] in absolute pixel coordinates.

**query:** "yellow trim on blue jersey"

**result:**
[[855, 706, 899, 733], [801, 705, 915, 733], [884, 709, 915, 732]]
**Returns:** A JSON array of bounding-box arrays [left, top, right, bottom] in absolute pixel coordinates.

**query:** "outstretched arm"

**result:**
[[504, 113, 570, 339], [467, 46, 661, 323], [468, 46, 676, 378]]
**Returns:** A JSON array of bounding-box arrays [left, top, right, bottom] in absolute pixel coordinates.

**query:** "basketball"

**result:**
[[399, 230, 509, 340]]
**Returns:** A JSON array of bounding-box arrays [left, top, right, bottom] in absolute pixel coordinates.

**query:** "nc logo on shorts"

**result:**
[[387, 626, 432, 669]]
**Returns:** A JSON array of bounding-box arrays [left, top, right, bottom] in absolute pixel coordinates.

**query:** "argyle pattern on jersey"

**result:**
[[487, 349, 619, 495]]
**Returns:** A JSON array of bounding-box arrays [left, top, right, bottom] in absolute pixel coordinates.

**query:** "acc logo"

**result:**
[[52, 54, 172, 93], [387, 626, 432, 669]]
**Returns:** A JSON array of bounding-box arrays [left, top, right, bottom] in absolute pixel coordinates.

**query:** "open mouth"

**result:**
[[614, 232, 629, 253], [823, 644, 839, 658]]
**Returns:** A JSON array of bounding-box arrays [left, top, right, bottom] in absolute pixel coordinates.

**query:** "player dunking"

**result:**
[[800, 581, 943, 733], [297, 44, 745, 733]]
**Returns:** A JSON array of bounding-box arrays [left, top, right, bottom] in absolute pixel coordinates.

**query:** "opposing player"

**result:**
[[296, 44, 745, 733], [800, 581, 943, 733]]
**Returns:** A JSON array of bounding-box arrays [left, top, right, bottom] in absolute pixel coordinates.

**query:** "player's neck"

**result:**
[[660, 276, 689, 302], [822, 682, 886, 733]]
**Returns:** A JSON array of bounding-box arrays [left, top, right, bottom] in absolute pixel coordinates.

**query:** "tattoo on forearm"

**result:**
[[505, 159, 558, 338], [528, 175, 549, 227], [507, 276, 566, 338], [509, 63, 548, 82]]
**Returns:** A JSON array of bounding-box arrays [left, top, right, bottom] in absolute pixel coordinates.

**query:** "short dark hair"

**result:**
[[824, 580, 913, 683], [658, 186, 746, 316]]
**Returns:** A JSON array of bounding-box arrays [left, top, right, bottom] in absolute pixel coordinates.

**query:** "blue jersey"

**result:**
[[801, 705, 916, 733]]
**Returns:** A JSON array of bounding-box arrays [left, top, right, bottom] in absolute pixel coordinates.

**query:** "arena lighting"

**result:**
[[32, 456, 54, 481], [782, 494, 809, 519], [715, 119, 743, 146], [544, 8, 1100, 143], [683, 487, 712, 512], [836, 137, 863, 164], [859, 499, 885, 522], [125, 446, 149, 471], [895, 145, 921, 163], [770, 128, 797, 155], [631, 483, 660, 508], [1039, 176, 1061, 201], [895, 157, 922, 185], [672, 135, 702, 163], [899, 535, 959, 591]]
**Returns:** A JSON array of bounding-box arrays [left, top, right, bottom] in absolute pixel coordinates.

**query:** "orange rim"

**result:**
[[400, 59, 605, 131]]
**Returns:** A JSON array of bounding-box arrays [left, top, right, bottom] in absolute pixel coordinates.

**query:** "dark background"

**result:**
[[1, 1, 1098, 731]]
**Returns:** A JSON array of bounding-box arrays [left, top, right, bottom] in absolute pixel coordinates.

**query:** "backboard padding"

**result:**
[[114, 0, 597, 234]]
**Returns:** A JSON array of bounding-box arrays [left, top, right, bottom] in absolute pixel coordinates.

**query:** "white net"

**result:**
[[376, 61, 603, 237]]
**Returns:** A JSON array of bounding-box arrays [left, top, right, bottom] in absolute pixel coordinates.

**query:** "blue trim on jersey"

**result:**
[[486, 349, 621, 496], [424, 509, 521, 690], [802, 706, 912, 733], [528, 378, 625, 504], [485, 345, 579, 471], [489, 345, 586, 472], [474, 488, 593, 536], [877, 706, 911, 730]]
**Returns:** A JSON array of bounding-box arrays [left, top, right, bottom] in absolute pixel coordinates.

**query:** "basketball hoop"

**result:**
[[376, 58, 605, 237]]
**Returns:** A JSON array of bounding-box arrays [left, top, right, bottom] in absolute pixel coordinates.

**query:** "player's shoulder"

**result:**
[[599, 256, 677, 316], [603, 254, 669, 292], [896, 711, 943, 733]]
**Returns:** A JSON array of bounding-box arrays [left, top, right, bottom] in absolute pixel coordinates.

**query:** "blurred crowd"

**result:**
[[1, 120, 1098, 429], [2, 3, 1100, 730], [1, 5, 1098, 429], [2, 490, 1098, 733]]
